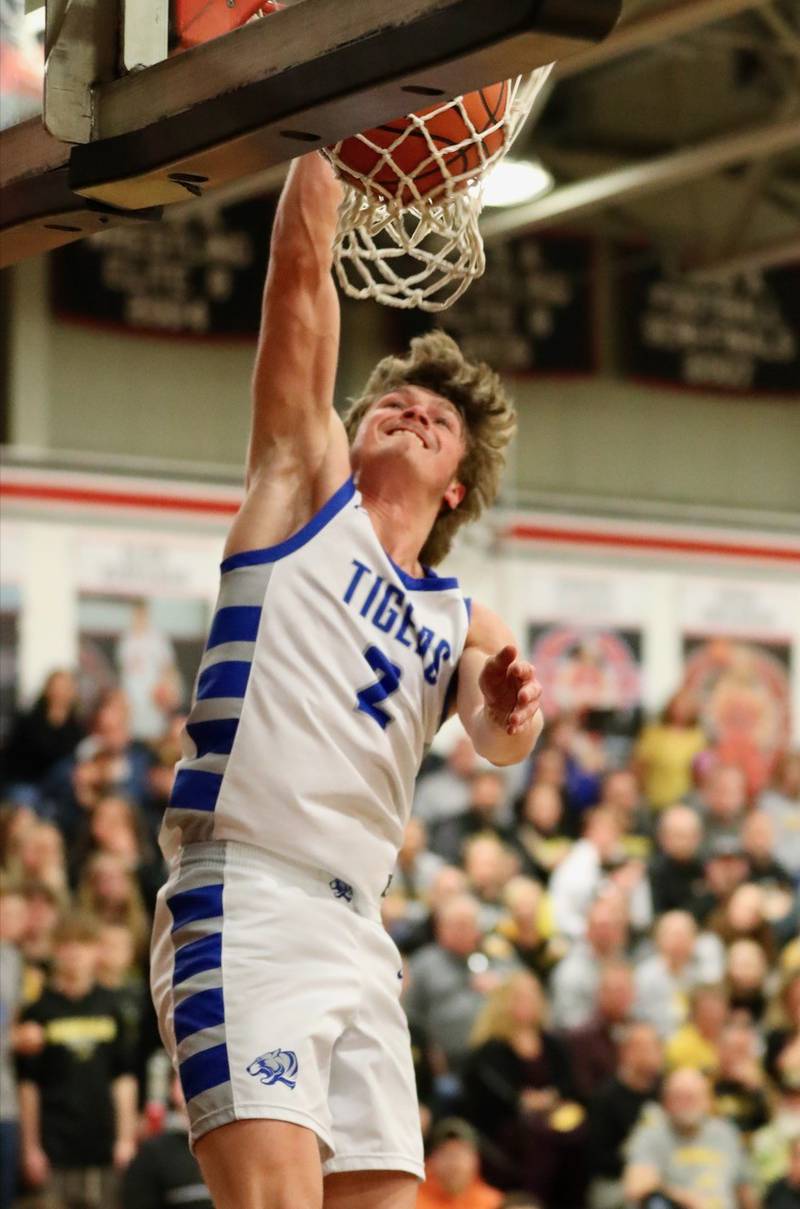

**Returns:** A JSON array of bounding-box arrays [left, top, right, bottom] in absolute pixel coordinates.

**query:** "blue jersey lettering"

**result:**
[[343, 559, 372, 605], [341, 559, 452, 686], [360, 575, 384, 618], [396, 604, 416, 649], [424, 638, 451, 686], [373, 584, 405, 634]]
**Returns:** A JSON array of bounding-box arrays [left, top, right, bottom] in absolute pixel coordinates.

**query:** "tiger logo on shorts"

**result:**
[[246, 1049, 299, 1089]]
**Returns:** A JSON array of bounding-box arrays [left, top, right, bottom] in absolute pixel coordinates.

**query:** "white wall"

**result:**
[[3, 485, 798, 745], [510, 375, 800, 516]]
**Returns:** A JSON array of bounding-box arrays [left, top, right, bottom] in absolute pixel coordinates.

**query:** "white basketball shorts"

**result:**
[[150, 840, 424, 1179]]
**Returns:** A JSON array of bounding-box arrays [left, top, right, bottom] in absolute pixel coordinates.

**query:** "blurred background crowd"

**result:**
[[0, 664, 798, 1209]]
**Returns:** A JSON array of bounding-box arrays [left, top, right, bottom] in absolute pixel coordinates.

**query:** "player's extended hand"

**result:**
[[479, 645, 542, 735]]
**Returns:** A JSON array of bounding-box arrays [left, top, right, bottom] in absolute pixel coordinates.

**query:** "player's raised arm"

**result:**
[[247, 152, 345, 485], [224, 153, 351, 559], [456, 601, 544, 766]]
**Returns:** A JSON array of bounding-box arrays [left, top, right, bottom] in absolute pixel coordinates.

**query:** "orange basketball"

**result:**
[[334, 82, 509, 206]]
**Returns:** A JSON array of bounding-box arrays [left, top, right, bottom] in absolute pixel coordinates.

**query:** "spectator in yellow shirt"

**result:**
[[665, 984, 729, 1075], [634, 690, 707, 811]]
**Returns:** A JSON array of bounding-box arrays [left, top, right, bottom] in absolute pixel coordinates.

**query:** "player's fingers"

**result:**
[[524, 676, 543, 703], [507, 665, 536, 693], [508, 681, 543, 731], [494, 644, 517, 668], [508, 700, 539, 727], [514, 670, 540, 695]]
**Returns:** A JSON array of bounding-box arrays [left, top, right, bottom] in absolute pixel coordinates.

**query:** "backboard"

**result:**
[[0, 0, 621, 268]]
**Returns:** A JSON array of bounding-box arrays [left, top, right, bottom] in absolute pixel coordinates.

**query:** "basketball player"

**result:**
[[150, 152, 544, 1209]]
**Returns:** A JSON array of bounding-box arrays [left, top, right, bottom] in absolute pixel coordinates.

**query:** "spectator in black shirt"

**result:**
[[70, 791, 165, 917], [648, 806, 706, 920], [17, 912, 138, 1209], [765, 1137, 800, 1209], [461, 971, 587, 1206], [741, 810, 795, 890], [40, 690, 151, 845], [587, 1022, 663, 1207], [713, 1022, 769, 1136], [96, 922, 147, 1067], [122, 1075, 212, 1209], [694, 837, 751, 928], [511, 783, 572, 885], [431, 769, 512, 865], [566, 961, 636, 1103], [1, 670, 84, 805], [765, 971, 800, 1089]]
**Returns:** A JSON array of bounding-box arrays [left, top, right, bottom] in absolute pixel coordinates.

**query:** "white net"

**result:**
[[324, 65, 553, 311]]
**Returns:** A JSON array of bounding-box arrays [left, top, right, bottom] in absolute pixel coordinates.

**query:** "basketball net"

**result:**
[[324, 66, 553, 312]]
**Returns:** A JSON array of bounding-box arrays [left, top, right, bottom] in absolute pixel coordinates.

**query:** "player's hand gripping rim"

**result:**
[[479, 645, 543, 736]]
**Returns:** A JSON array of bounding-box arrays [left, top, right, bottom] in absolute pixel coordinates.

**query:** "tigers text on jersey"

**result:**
[[160, 477, 471, 897]]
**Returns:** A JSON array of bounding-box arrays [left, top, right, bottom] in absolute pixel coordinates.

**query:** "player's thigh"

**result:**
[[196, 1119, 323, 1209], [323, 1170, 418, 1209], [325, 918, 424, 1181]]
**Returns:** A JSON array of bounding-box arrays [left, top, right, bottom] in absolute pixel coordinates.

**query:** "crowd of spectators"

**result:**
[[0, 668, 798, 1209]]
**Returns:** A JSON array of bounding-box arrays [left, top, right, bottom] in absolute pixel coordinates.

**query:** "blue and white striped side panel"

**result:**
[[164, 563, 274, 845], [167, 866, 232, 1119]]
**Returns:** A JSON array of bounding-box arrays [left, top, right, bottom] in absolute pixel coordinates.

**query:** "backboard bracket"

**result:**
[[43, 0, 121, 143]]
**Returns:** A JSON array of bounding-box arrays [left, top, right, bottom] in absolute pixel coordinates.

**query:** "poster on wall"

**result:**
[[433, 233, 596, 374], [78, 595, 209, 735], [681, 635, 792, 795], [619, 257, 800, 393], [527, 622, 643, 735], [51, 195, 273, 338]]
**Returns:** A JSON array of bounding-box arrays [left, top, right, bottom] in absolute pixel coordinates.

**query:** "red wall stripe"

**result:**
[[0, 481, 240, 516], [504, 522, 800, 565], [2, 479, 798, 564]]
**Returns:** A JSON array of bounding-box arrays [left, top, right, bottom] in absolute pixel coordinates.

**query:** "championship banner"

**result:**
[[528, 622, 643, 729], [51, 196, 273, 338], [619, 257, 800, 394], [435, 232, 596, 374], [681, 635, 792, 795], [0, 0, 43, 132]]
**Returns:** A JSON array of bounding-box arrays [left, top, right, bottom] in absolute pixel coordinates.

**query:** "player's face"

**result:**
[[353, 385, 467, 507]]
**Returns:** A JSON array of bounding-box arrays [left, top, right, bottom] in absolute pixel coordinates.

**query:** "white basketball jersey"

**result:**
[[160, 477, 471, 896]]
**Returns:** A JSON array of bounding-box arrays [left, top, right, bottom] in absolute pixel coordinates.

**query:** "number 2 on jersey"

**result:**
[[357, 645, 402, 730]]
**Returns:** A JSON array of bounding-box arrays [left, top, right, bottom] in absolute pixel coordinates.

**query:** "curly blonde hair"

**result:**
[[342, 330, 516, 566]]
